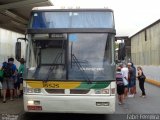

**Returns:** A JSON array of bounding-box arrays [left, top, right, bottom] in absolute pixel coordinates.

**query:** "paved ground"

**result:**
[[115, 82, 160, 114], [0, 82, 159, 120], [0, 96, 23, 114]]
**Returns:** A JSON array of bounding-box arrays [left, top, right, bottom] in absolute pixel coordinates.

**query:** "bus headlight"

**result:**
[[26, 88, 34, 93], [95, 89, 110, 94], [34, 88, 41, 93], [95, 88, 115, 94], [25, 88, 41, 93], [28, 100, 40, 105]]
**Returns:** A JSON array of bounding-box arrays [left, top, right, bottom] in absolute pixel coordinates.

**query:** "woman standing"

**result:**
[[137, 66, 146, 98]]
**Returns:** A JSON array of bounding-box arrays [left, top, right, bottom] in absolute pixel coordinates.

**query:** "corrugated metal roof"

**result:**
[[0, 0, 53, 34], [130, 19, 160, 38]]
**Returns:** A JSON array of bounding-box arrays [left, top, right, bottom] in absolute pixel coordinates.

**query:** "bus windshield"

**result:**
[[25, 33, 115, 81]]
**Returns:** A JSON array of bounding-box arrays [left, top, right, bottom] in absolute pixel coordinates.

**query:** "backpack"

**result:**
[[3, 63, 14, 77], [116, 71, 124, 86]]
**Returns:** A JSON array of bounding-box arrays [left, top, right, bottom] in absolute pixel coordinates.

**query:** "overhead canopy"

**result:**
[[0, 0, 53, 34]]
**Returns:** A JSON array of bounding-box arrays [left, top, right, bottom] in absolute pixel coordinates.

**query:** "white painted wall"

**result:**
[[0, 28, 26, 67]]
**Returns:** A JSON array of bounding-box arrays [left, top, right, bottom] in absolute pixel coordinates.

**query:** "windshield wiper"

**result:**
[[45, 52, 63, 81], [72, 54, 92, 84]]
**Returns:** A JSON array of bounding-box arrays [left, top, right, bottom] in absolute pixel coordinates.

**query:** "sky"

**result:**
[[50, 0, 160, 37]]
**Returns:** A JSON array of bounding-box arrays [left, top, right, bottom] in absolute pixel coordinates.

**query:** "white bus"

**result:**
[[16, 7, 116, 114]]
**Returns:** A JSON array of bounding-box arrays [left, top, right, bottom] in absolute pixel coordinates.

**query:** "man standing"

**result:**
[[121, 63, 129, 99], [127, 63, 135, 97], [131, 62, 137, 94], [2, 58, 17, 103]]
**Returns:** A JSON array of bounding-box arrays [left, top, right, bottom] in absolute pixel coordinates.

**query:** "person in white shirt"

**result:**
[[121, 63, 129, 99]]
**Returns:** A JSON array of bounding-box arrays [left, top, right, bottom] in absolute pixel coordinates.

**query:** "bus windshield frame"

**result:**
[[25, 9, 116, 82], [25, 33, 115, 82]]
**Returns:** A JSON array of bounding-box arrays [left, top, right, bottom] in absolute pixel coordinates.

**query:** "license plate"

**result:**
[[27, 106, 42, 110], [96, 102, 110, 106]]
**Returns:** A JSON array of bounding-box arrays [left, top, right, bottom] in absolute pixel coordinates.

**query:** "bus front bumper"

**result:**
[[24, 94, 115, 114]]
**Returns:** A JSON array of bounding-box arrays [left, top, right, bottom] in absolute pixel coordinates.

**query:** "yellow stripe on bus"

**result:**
[[26, 81, 81, 89]]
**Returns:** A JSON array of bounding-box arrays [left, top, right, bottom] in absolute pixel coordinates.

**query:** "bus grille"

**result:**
[[45, 89, 90, 94], [70, 89, 90, 94], [45, 89, 65, 94]]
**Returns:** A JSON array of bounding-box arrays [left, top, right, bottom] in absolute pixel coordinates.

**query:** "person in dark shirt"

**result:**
[[128, 63, 135, 97], [137, 66, 146, 97], [2, 58, 17, 103], [131, 62, 137, 94], [116, 66, 124, 105]]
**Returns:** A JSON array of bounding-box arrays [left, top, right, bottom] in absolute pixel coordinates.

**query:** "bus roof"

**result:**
[[32, 6, 114, 12]]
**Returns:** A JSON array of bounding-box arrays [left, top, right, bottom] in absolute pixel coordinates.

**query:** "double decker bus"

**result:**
[[16, 7, 116, 114]]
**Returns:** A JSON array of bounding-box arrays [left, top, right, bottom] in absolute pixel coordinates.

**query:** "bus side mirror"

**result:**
[[15, 42, 21, 61]]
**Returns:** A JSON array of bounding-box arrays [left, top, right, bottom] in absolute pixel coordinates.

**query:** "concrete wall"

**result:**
[[0, 28, 26, 67]]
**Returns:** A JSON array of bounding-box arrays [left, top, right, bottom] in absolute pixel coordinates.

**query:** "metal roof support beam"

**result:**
[[11, 20, 27, 28], [0, 25, 24, 34], [0, 0, 52, 10], [0, 10, 28, 24], [0, 20, 26, 29]]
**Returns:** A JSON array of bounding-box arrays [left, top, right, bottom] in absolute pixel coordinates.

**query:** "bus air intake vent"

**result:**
[[45, 89, 65, 94], [70, 89, 90, 94]]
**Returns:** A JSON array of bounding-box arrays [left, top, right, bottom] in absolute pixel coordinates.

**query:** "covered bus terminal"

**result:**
[[0, 1, 160, 120], [0, 0, 52, 34], [0, 0, 52, 117]]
